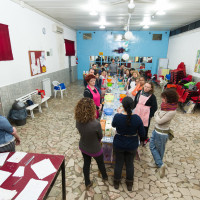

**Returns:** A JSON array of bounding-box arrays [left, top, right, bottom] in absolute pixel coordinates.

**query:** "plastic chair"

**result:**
[[52, 81, 66, 99]]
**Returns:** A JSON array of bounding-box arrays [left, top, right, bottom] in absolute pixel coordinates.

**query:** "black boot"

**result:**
[[126, 179, 133, 191], [113, 179, 120, 189]]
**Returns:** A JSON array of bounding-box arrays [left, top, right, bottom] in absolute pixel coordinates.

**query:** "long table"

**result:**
[[0, 152, 66, 200]]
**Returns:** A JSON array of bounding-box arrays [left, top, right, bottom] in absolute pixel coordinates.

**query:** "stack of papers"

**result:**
[[0, 170, 12, 186], [0, 187, 17, 200], [15, 178, 48, 200], [7, 152, 27, 163], [13, 166, 25, 177], [0, 152, 9, 166], [31, 159, 57, 179]]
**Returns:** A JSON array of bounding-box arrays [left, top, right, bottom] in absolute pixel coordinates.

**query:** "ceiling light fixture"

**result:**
[[100, 25, 105, 29], [128, 0, 135, 9], [143, 25, 149, 29], [156, 10, 166, 15], [89, 10, 98, 16]]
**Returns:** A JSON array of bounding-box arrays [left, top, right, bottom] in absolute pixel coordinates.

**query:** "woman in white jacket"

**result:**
[[149, 88, 179, 178]]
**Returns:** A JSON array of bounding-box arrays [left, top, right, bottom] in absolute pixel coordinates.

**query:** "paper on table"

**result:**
[[0, 170, 12, 186], [7, 152, 27, 163], [0, 187, 17, 200], [15, 178, 48, 200], [0, 152, 9, 166], [13, 166, 25, 177], [31, 159, 57, 179]]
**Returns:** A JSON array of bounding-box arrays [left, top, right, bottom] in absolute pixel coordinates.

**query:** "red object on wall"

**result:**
[[64, 39, 75, 56], [0, 23, 13, 61]]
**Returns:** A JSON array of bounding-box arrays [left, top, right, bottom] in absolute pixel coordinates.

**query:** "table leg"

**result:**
[[61, 160, 66, 200]]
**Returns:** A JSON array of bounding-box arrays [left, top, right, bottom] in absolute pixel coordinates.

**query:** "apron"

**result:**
[[134, 95, 151, 127], [87, 85, 100, 119]]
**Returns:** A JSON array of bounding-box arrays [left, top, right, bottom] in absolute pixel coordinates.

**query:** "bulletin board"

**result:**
[[28, 51, 47, 76], [194, 50, 200, 73]]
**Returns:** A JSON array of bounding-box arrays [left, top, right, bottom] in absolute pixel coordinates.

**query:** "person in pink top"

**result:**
[[84, 74, 102, 119], [133, 81, 158, 145]]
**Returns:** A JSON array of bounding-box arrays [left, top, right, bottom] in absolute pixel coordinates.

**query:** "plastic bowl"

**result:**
[[120, 94, 127, 99], [104, 108, 114, 115], [107, 79, 112, 83], [104, 94, 114, 102], [107, 83, 112, 87], [118, 79, 123, 82]]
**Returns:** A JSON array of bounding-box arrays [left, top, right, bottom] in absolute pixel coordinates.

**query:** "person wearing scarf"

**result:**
[[149, 88, 179, 178], [133, 81, 158, 145]]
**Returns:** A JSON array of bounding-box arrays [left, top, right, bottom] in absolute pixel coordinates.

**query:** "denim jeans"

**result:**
[[149, 130, 168, 168], [82, 153, 107, 186], [114, 149, 137, 181]]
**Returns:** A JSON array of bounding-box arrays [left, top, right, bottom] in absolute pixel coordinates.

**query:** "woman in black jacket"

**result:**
[[133, 81, 157, 145], [112, 97, 145, 191]]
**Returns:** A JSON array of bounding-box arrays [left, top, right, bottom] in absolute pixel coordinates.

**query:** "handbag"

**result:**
[[168, 128, 174, 141]]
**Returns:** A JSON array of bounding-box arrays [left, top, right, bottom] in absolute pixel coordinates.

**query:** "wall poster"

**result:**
[[194, 50, 200, 73], [28, 51, 47, 76]]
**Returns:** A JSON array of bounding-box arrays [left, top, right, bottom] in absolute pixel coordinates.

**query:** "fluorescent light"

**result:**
[[143, 25, 149, 29], [90, 10, 98, 16], [128, 0, 135, 9], [100, 25, 105, 29], [156, 10, 166, 15]]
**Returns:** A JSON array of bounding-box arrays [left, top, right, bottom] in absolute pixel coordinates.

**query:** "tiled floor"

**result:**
[[16, 81, 200, 200]]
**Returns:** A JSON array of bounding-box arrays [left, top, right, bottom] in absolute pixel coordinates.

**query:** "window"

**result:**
[[0, 24, 13, 61], [152, 34, 162, 40], [83, 33, 92, 40], [64, 39, 75, 56]]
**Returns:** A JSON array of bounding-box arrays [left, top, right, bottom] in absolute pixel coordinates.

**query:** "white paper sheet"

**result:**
[[0, 152, 9, 166], [15, 178, 48, 200], [13, 166, 25, 177], [7, 152, 27, 163], [0, 187, 17, 200], [0, 170, 12, 186], [31, 159, 57, 179]]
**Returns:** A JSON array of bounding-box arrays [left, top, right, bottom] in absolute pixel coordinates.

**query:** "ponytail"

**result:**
[[126, 106, 132, 126]]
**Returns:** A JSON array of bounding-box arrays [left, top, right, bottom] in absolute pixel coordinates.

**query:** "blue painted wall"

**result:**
[[77, 30, 170, 79]]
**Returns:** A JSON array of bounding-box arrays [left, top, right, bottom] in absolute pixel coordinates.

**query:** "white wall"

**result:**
[[0, 0, 76, 87], [167, 28, 200, 77]]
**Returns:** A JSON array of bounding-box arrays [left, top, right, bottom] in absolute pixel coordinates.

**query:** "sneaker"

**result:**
[[86, 181, 93, 190], [114, 180, 120, 189], [160, 164, 166, 178], [148, 163, 158, 168]]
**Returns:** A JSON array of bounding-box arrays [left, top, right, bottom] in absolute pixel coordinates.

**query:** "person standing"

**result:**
[[84, 74, 102, 119], [0, 115, 20, 153], [84, 68, 95, 87], [133, 81, 157, 145], [112, 97, 145, 191], [149, 89, 178, 178], [109, 59, 118, 76], [75, 98, 108, 189]]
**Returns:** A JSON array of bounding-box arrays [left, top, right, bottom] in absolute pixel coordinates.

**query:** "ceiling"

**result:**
[[20, 0, 200, 31]]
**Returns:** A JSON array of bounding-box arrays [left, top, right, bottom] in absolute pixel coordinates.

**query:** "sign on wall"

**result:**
[[194, 50, 200, 73], [28, 51, 47, 76]]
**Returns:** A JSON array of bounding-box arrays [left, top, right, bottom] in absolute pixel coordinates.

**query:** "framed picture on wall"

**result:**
[[28, 51, 47, 76], [194, 50, 200, 73]]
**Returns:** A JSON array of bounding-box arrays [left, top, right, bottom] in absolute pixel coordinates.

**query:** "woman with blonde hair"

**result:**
[[75, 98, 108, 189]]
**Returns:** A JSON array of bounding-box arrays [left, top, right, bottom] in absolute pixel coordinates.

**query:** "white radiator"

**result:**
[[42, 78, 51, 97]]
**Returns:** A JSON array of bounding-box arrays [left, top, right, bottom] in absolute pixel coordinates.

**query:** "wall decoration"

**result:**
[[112, 47, 126, 54], [194, 50, 200, 73], [28, 51, 46, 76]]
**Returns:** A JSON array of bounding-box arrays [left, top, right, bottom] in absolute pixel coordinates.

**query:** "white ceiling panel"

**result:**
[[19, 0, 200, 31]]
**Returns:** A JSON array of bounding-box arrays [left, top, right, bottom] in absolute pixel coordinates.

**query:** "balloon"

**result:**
[[122, 54, 129, 60], [125, 48, 128, 52], [125, 31, 133, 40], [122, 41, 129, 48]]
